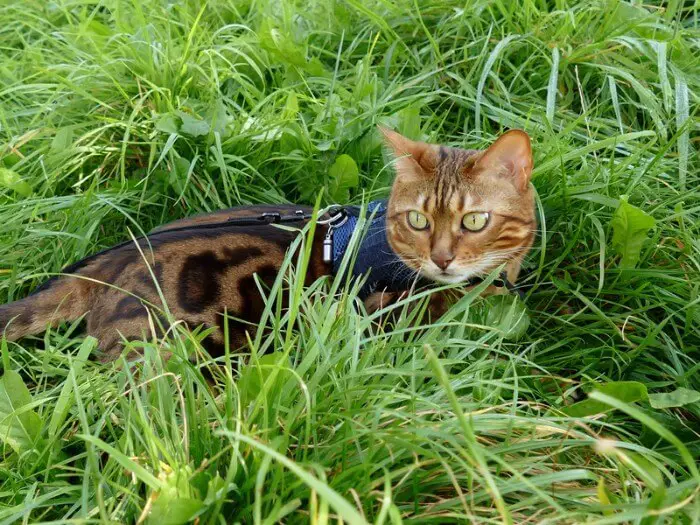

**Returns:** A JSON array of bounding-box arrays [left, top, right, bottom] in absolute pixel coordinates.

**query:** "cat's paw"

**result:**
[[363, 290, 405, 313]]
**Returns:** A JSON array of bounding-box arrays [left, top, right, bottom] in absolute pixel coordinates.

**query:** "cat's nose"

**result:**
[[431, 254, 454, 270]]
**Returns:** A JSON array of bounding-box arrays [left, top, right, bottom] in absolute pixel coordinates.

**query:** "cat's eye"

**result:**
[[462, 212, 489, 232], [407, 211, 429, 230]]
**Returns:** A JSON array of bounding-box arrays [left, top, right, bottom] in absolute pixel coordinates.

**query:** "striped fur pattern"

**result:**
[[0, 130, 535, 359]]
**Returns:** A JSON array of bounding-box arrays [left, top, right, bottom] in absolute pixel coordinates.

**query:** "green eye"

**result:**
[[407, 211, 429, 230], [462, 212, 489, 231]]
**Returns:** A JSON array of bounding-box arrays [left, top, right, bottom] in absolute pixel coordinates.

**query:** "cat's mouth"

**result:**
[[421, 266, 478, 284], [402, 254, 504, 284], [420, 260, 495, 284], [433, 271, 467, 284], [416, 248, 521, 284]]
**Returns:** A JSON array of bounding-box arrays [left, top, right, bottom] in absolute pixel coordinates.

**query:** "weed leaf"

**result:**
[[611, 196, 655, 268], [0, 168, 32, 197], [156, 114, 180, 134], [0, 370, 41, 454], [328, 154, 359, 202], [50, 127, 74, 153], [562, 381, 648, 417], [485, 295, 530, 340], [147, 465, 203, 525], [649, 387, 700, 409], [177, 111, 210, 137]]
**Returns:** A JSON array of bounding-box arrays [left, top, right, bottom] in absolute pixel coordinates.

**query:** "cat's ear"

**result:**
[[473, 130, 533, 191], [379, 126, 437, 178]]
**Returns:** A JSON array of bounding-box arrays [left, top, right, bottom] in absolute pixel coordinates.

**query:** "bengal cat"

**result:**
[[0, 128, 535, 360]]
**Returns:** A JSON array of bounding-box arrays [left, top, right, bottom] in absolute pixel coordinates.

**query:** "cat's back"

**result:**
[[15, 204, 328, 358]]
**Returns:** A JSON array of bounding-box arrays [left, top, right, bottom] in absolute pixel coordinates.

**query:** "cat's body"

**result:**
[[0, 205, 328, 360], [0, 129, 536, 360]]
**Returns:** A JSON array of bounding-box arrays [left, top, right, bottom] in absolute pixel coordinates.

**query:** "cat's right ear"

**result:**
[[379, 126, 436, 179], [473, 129, 533, 192]]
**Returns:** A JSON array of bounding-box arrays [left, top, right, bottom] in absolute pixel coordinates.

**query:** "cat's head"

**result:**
[[382, 128, 536, 284]]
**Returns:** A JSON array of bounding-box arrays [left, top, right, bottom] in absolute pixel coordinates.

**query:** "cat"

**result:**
[[0, 128, 535, 361]]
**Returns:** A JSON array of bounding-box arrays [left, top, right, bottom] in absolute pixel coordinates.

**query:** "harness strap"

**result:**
[[50, 209, 315, 277], [164, 204, 526, 298], [494, 271, 526, 300], [155, 209, 314, 236], [227, 209, 314, 226]]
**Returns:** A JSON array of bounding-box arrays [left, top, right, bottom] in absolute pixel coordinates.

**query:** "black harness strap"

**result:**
[[152, 209, 315, 236], [494, 272, 525, 300], [33, 209, 316, 293]]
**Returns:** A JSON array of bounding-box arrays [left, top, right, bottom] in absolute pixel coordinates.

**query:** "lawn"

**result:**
[[0, 0, 698, 523]]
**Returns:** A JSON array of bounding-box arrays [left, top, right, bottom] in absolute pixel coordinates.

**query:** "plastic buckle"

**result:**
[[261, 212, 281, 223]]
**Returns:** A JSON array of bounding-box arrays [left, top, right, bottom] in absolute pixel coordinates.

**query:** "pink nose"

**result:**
[[431, 254, 454, 270]]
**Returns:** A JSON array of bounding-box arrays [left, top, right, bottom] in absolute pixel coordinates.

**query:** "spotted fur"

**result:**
[[0, 205, 326, 361]]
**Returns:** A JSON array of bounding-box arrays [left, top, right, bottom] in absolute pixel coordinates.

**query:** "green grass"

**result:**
[[1, 0, 699, 522]]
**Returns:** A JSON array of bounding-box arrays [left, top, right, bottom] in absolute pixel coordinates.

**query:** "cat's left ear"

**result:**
[[473, 130, 533, 192]]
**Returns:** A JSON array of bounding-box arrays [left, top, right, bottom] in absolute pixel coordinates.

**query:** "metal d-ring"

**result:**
[[317, 206, 348, 227]]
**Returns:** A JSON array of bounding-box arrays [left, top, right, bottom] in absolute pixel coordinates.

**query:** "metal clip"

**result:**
[[317, 209, 345, 226], [323, 228, 333, 263], [260, 212, 281, 223], [320, 207, 348, 264]]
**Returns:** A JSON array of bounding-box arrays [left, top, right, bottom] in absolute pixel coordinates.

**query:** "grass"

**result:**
[[0, 0, 698, 522]]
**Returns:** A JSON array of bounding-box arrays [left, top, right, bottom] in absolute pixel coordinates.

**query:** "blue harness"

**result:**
[[327, 200, 421, 299], [325, 200, 522, 300]]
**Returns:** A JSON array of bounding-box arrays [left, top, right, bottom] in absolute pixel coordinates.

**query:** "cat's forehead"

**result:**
[[390, 155, 523, 215], [418, 189, 484, 213]]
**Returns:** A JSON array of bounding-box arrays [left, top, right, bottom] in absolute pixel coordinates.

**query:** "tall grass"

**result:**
[[0, 0, 698, 523]]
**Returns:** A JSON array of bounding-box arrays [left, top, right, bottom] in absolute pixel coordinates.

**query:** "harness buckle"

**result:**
[[261, 212, 282, 223], [495, 271, 525, 299]]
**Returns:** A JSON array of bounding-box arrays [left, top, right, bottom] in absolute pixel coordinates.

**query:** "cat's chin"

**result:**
[[422, 270, 476, 285]]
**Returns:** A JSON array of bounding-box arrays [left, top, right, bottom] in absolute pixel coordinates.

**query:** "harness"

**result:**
[[322, 200, 420, 298], [164, 201, 522, 299], [320, 200, 523, 299]]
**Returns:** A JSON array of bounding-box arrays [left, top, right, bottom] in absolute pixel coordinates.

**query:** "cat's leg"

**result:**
[[363, 290, 406, 314], [363, 289, 454, 320], [86, 294, 166, 362], [505, 257, 524, 284]]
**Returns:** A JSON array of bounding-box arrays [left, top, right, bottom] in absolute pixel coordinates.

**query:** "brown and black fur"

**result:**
[[1, 128, 536, 360], [0, 205, 329, 361]]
